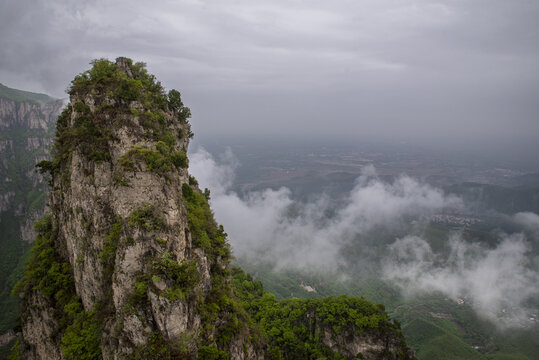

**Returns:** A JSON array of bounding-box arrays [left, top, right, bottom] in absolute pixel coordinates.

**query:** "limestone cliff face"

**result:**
[[16, 58, 262, 360], [0, 93, 63, 240], [0, 97, 63, 130]]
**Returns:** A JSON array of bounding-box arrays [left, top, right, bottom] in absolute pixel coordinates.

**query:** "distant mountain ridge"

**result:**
[[0, 83, 57, 105]]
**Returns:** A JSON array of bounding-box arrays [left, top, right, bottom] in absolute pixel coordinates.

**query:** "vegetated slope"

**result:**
[[0, 84, 63, 357], [236, 222, 539, 360], [9, 57, 414, 360], [232, 268, 412, 359]]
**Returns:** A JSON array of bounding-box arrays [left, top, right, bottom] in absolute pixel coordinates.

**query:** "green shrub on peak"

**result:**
[[39, 57, 192, 176]]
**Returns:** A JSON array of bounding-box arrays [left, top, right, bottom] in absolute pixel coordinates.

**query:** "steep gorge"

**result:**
[[0, 84, 64, 349], [11, 58, 414, 359]]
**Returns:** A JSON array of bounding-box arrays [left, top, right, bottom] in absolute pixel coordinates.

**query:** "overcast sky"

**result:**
[[1, 0, 538, 153]]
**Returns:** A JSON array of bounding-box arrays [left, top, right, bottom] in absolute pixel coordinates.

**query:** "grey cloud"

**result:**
[[1, 0, 538, 155]]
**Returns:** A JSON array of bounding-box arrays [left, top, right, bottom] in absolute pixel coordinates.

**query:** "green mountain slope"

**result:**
[[0, 83, 56, 104], [239, 264, 539, 360]]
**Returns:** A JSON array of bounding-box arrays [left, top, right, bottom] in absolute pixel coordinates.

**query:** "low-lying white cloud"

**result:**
[[382, 233, 539, 326], [190, 147, 460, 270]]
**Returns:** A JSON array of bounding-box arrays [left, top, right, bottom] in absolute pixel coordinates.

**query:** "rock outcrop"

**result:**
[[12, 58, 415, 360], [0, 97, 62, 130], [14, 58, 262, 360]]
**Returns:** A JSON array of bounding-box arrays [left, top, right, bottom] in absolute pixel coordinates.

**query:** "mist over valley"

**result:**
[[190, 138, 539, 357]]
